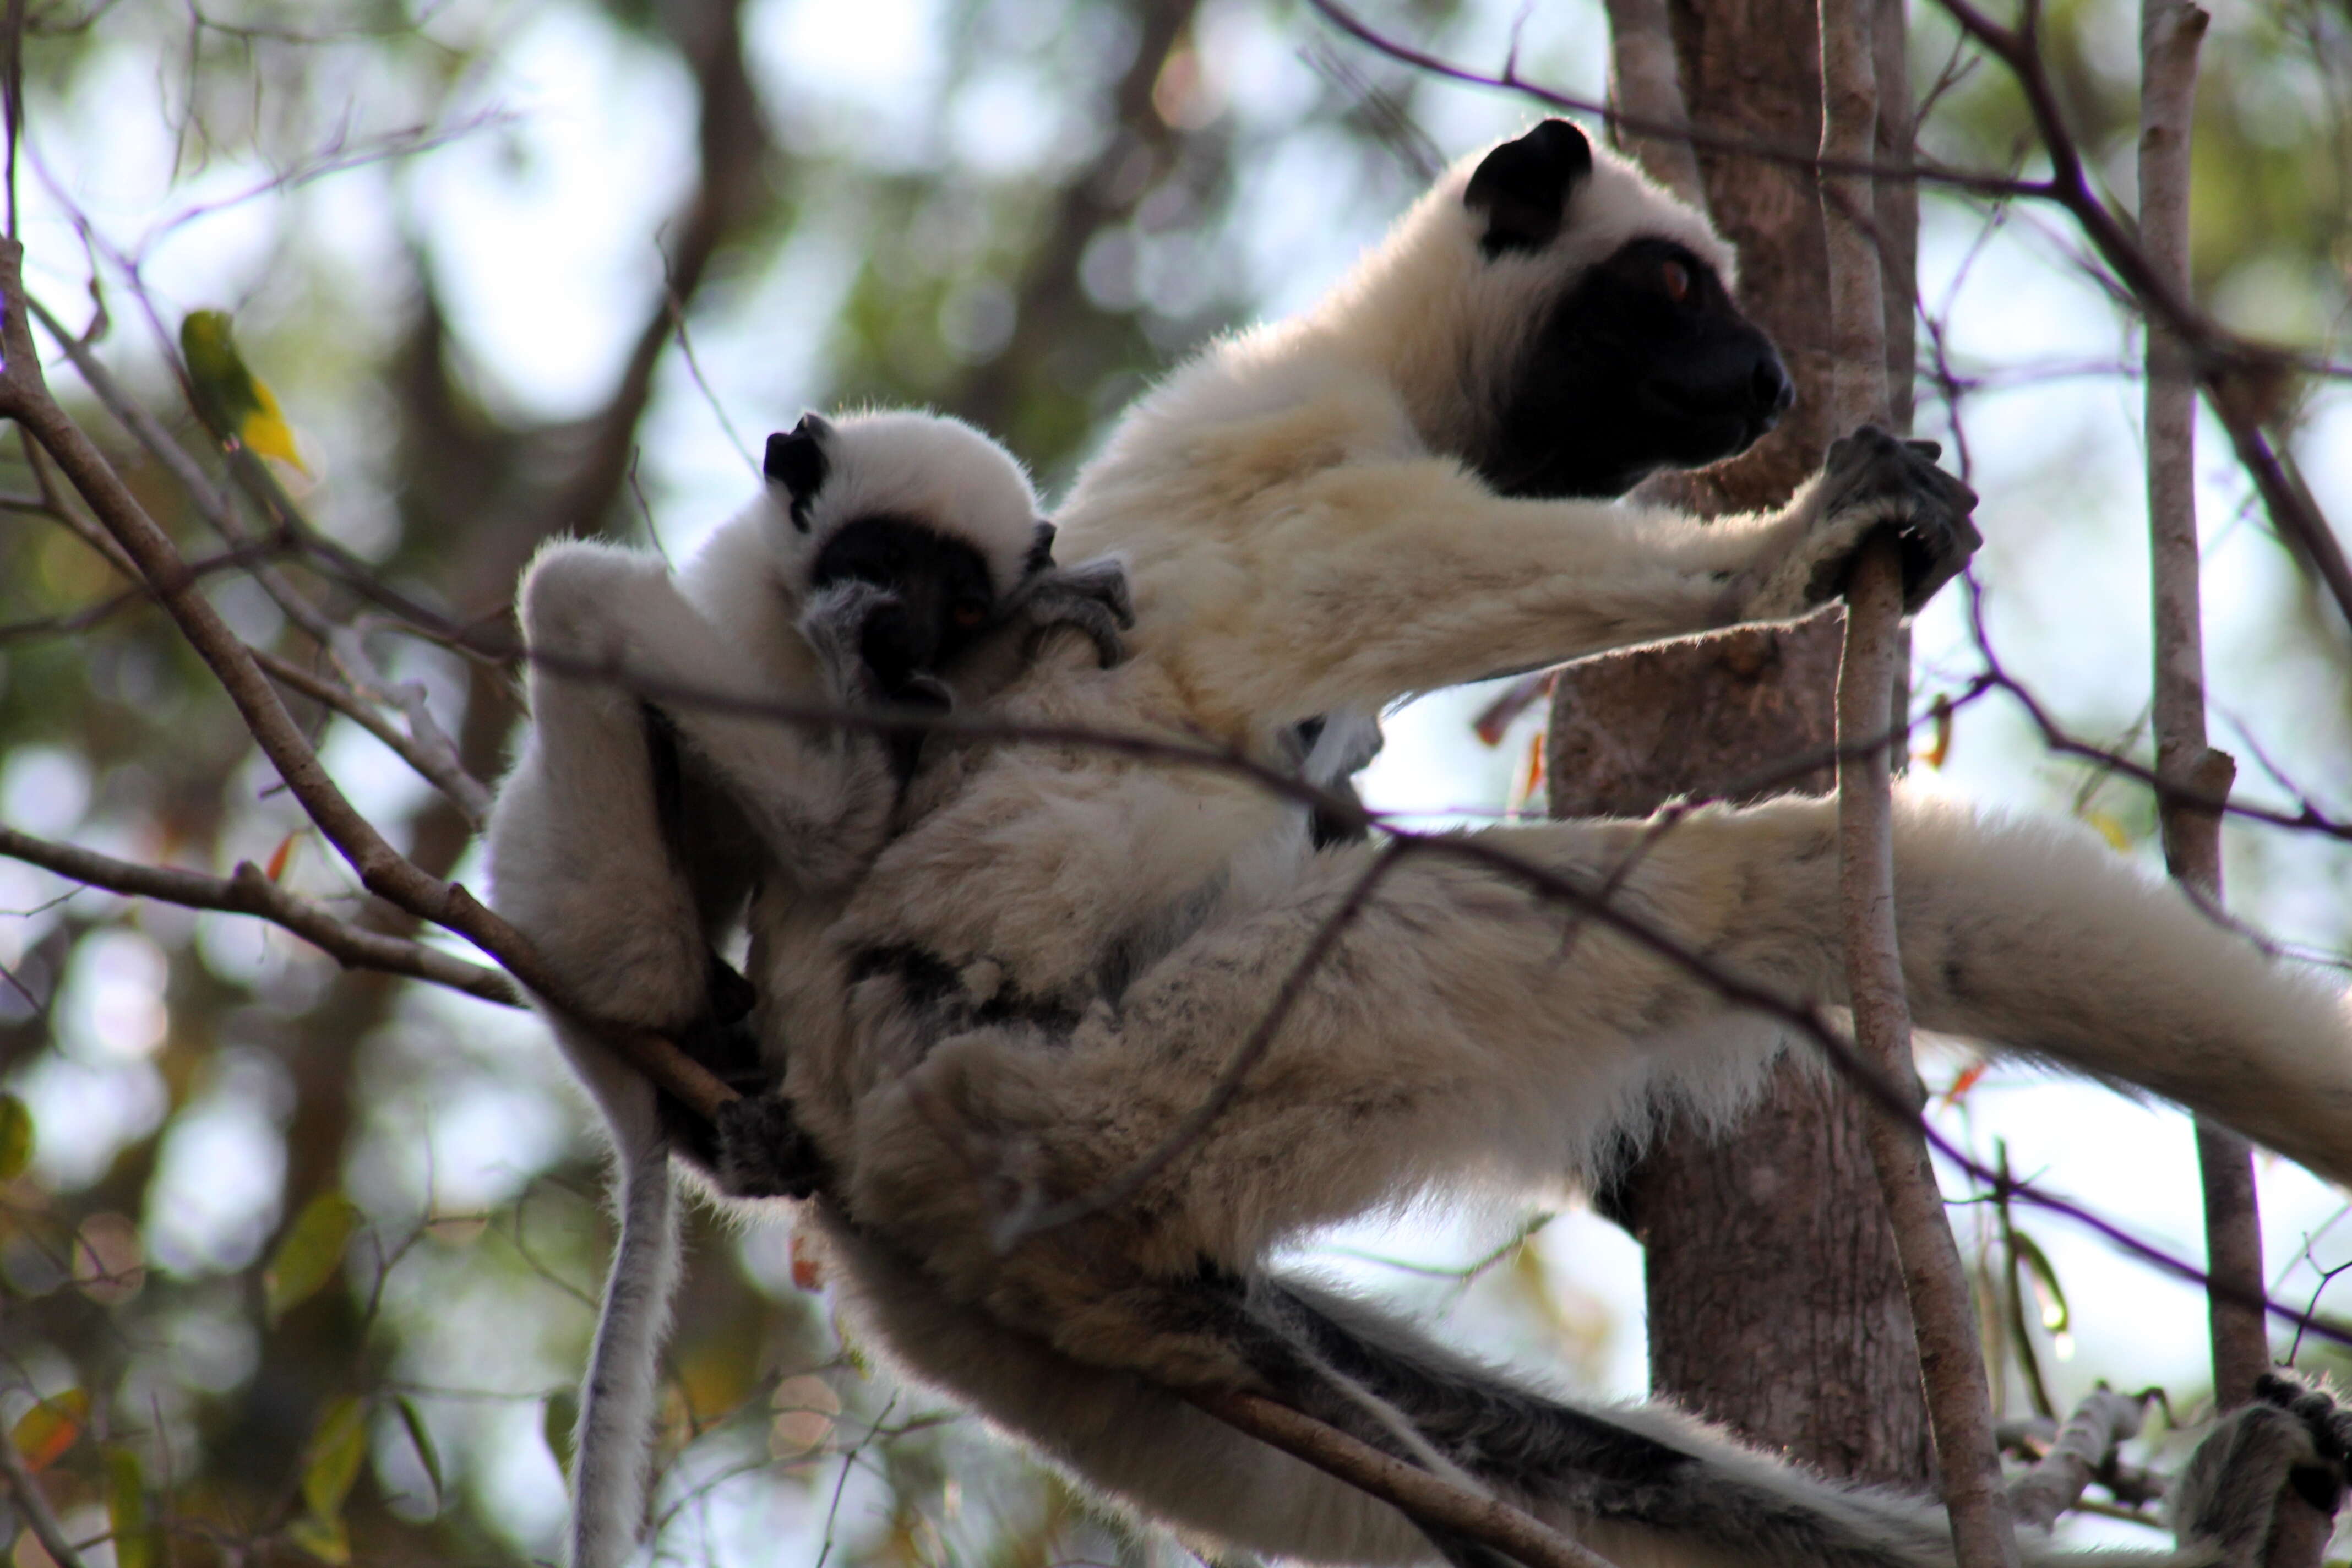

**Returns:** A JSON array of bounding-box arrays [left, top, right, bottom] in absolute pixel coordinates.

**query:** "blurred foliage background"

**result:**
[[0, 0, 2346, 1562]]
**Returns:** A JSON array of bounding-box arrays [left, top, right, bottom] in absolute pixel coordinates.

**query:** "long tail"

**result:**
[[1878, 790, 2352, 1187], [565, 1133, 679, 1568], [820, 1209, 2173, 1568]]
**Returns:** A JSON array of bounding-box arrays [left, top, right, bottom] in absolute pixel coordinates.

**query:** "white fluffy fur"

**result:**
[[497, 128, 2352, 1568], [725, 131, 2352, 1566], [483, 411, 1049, 1568]]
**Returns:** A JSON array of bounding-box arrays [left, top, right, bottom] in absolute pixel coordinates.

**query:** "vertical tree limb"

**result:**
[[1601, 0, 1705, 206], [2137, 0, 2272, 1427], [1820, 0, 2016, 1561], [1586, 0, 1931, 1487]]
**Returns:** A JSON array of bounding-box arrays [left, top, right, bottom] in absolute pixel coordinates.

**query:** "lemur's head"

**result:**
[[761, 410, 1054, 691], [1351, 118, 1792, 499]]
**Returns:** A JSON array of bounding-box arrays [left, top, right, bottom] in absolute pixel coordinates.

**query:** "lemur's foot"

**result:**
[[1015, 557, 1134, 668], [716, 1093, 829, 1200], [2253, 1369, 2352, 1514], [2173, 1369, 2350, 1566]]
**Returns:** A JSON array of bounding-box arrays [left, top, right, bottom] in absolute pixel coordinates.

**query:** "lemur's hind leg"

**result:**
[[2172, 1373, 2350, 1568], [850, 788, 2351, 1381]]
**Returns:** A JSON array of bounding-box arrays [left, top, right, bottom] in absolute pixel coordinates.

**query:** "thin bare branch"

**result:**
[[2136, 0, 2270, 1417], [248, 644, 491, 827], [0, 235, 732, 1125], [1184, 1387, 1618, 1568], [0, 1415, 91, 1568], [0, 821, 520, 1006], [2008, 1389, 2148, 1529], [1924, 0, 2352, 634]]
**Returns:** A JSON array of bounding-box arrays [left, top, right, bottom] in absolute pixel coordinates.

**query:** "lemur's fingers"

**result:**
[[2254, 1370, 2352, 1514], [1819, 424, 1981, 613], [798, 580, 902, 678], [1023, 598, 1129, 669]]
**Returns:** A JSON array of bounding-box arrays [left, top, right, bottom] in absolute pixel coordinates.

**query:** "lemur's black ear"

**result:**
[[1025, 520, 1058, 575], [1463, 119, 1593, 259], [764, 413, 832, 532]]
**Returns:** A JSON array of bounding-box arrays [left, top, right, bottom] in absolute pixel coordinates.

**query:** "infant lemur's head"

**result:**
[[759, 409, 1056, 690]]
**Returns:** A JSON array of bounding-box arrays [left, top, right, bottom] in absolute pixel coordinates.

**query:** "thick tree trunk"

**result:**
[[1549, 0, 1932, 1488], [1551, 618, 1931, 1485]]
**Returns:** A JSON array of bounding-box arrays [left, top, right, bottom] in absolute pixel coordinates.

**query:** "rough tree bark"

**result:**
[[1551, 0, 1928, 1488]]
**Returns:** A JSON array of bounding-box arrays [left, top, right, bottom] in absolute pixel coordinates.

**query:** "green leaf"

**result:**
[[264, 1193, 363, 1326], [11, 1389, 88, 1471], [287, 1513, 351, 1565], [300, 1396, 368, 1527], [104, 1444, 150, 1568], [178, 310, 308, 472], [0, 1094, 33, 1180], [542, 1389, 578, 1478], [393, 1396, 443, 1508], [2010, 1229, 2071, 1332]]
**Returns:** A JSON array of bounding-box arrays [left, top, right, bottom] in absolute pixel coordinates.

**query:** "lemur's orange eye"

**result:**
[[1662, 259, 1691, 302], [950, 602, 989, 629]]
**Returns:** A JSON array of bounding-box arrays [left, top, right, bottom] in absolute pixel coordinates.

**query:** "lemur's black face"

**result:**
[[810, 515, 997, 696], [1484, 239, 1792, 499], [1461, 118, 1794, 500]]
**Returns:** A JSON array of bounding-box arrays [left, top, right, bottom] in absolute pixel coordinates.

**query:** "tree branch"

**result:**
[[248, 644, 491, 828], [0, 1425, 91, 1568], [0, 234, 735, 1125], [1184, 1388, 1618, 1568], [1600, 0, 1705, 204], [0, 822, 520, 1006], [2007, 1388, 2148, 1530], [2136, 0, 2272, 1420], [1820, 0, 2015, 1555], [1925, 0, 2352, 635]]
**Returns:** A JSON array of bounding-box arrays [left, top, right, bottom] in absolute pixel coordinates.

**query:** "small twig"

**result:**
[[0, 821, 520, 1006], [248, 644, 491, 827], [0, 1423, 92, 1568], [1924, 0, 2352, 635], [0, 236, 731, 1125], [1184, 1387, 1617, 1568], [2008, 1388, 2148, 1529]]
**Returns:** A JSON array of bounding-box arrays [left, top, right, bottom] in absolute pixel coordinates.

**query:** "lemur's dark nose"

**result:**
[[1754, 353, 1795, 420]]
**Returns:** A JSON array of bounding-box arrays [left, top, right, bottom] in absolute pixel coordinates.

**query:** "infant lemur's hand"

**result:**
[[1009, 556, 1135, 669], [1810, 425, 1981, 613], [798, 580, 918, 708]]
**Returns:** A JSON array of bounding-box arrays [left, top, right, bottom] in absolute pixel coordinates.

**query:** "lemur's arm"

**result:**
[[513, 541, 900, 901], [1171, 428, 1975, 733]]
